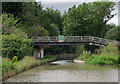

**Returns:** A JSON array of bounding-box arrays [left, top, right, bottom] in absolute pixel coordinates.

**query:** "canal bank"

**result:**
[[2, 56, 57, 81]]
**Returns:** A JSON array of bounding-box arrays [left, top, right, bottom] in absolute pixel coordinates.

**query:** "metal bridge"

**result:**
[[32, 36, 110, 46]]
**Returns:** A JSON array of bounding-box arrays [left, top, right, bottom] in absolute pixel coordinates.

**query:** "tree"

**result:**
[[2, 2, 23, 18], [37, 8, 62, 36], [49, 23, 60, 36], [12, 28, 28, 38], [2, 2, 62, 36], [21, 2, 43, 27], [2, 13, 21, 35], [44, 8, 62, 34], [63, 2, 116, 37], [25, 26, 49, 38], [105, 25, 120, 41]]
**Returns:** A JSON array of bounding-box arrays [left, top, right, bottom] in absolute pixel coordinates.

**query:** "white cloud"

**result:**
[[108, 15, 118, 25]]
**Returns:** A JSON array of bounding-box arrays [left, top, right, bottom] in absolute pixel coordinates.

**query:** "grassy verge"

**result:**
[[76, 42, 120, 65], [1, 56, 56, 81]]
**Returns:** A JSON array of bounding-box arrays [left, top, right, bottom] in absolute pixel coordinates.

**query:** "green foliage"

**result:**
[[2, 13, 20, 27], [21, 2, 42, 27], [118, 56, 120, 64], [45, 45, 76, 55], [49, 23, 60, 36], [2, 34, 33, 60], [2, 59, 17, 74], [21, 3, 61, 36], [84, 43, 119, 65], [99, 43, 118, 54], [63, 2, 115, 37], [12, 28, 28, 38], [44, 8, 62, 34], [76, 45, 85, 57], [85, 55, 118, 65], [83, 51, 91, 59], [76, 42, 119, 65], [25, 26, 49, 37], [2, 2, 62, 36], [11, 56, 18, 63], [42, 55, 56, 60], [2, 13, 21, 35], [2, 2, 23, 17], [2, 56, 55, 78], [105, 25, 120, 41]]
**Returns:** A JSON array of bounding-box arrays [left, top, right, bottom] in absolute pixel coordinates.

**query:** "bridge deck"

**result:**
[[32, 36, 110, 46]]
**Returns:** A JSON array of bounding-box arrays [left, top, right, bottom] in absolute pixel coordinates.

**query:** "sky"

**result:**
[[35, 0, 119, 25]]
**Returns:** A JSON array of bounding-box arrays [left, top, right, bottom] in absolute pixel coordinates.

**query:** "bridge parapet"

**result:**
[[31, 36, 111, 46]]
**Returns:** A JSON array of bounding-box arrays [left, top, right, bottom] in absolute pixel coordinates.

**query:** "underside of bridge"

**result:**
[[32, 42, 106, 46], [33, 42, 106, 59]]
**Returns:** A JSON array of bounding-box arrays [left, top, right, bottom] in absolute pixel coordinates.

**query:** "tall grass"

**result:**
[[76, 42, 119, 65], [2, 56, 56, 80]]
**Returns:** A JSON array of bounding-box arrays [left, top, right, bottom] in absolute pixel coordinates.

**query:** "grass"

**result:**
[[1, 56, 56, 80], [76, 42, 119, 65]]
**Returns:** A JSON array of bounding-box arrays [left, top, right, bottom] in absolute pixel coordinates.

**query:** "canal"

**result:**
[[6, 60, 118, 82]]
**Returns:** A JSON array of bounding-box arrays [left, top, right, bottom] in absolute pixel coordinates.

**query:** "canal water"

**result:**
[[6, 60, 118, 82]]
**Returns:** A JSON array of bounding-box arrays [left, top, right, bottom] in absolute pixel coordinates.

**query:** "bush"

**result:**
[[2, 34, 33, 60], [82, 43, 119, 65], [2, 58, 17, 74], [85, 55, 118, 65]]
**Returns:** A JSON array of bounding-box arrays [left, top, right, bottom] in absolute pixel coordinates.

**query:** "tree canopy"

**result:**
[[63, 2, 116, 37]]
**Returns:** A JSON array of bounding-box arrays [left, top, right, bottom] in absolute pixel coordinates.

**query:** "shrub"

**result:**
[[85, 55, 118, 65], [2, 58, 17, 74], [2, 34, 33, 60]]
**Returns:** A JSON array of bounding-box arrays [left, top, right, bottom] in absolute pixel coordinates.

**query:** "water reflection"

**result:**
[[6, 60, 118, 82]]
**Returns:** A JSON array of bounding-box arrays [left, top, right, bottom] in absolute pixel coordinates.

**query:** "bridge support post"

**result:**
[[34, 47, 41, 59], [34, 46, 44, 59], [40, 48, 44, 58], [90, 45, 92, 56], [89, 43, 93, 56]]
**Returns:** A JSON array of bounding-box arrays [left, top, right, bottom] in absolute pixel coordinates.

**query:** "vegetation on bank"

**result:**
[[76, 42, 119, 65], [2, 34, 33, 60], [1, 56, 56, 80]]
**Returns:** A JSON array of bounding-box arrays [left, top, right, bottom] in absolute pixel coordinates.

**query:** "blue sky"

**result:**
[[35, 0, 119, 25]]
